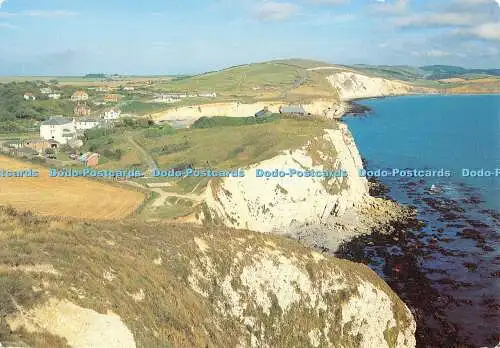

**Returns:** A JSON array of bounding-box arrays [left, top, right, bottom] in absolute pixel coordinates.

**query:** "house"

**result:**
[[24, 139, 58, 154], [123, 86, 135, 91], [104, 94, 120, 102], [153, 95, 181, 103], [96, 86, 111, 92], [23, 92, 36, 101], [40, 87, 52, 94], [74, 118, 100, 131], [40, 117, 77, 144], [279, 105, 307, 116], [48, 93, 61, 100], [103, 108, 121, 120], [74, 103, 92, 117], [79, 152, 100, 167], [198, 92, 217, 98], [255, 107, 273, 118], [71, 91, 89, 102]]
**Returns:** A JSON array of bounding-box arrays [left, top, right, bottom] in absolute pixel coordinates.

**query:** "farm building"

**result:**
[[40, 117, 77, 145], [255, 107, 273, 118], [40, 87, 52, 94], [279, 105, 307, 116], [104, 94, 120, 102], [71, 91, 89, 102], [123, 86, 135, 91], [80, 152, 100, 167], [48, 93, 61, 100], [23, 92, 36, 101]]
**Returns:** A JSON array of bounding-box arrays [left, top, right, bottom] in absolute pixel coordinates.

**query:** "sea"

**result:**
[[342, 95, 500, 347]]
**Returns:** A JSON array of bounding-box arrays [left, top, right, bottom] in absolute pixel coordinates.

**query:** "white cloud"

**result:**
[[395, 12, 486, 27], [468, 22, 500, 40], [0, 10, 77, 18], [254, 1, 299, 21], [372, 0, 409, 14], [306, 0, 349, 4], [0, 0, 6, 9]]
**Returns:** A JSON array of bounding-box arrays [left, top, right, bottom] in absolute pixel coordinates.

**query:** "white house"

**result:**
[[123, 86, 135, 91], [24, 92, 36, 101], [198, 92, 217, 98], [103, 108, 121, 120], [40, 117, 77, 144], [40, 87, 52, 94], [153, 95, 182, 103], [74, 118, 100, 131], [48, 93, 61, 100]]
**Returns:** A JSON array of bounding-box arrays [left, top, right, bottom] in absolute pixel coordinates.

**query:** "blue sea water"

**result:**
[[345, 94, 500, 210], [343, 95, 500, 346]]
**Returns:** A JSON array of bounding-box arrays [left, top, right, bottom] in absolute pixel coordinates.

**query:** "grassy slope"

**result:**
[[151, 60, 338, 105], [0, 207, 412, 348]]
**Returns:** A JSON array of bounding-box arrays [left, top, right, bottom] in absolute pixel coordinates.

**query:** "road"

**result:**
[[126, 135, 158, 172]]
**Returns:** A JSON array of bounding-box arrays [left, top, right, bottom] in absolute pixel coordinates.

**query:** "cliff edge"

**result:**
[[0, 208, 416, 348]]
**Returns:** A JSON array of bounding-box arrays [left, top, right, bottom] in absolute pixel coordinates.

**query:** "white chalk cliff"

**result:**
[[327, 72, 412, 100], [200, 123, 370, 234]]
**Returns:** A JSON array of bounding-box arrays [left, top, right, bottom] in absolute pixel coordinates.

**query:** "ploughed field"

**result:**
[[0, 156, 145, 219]]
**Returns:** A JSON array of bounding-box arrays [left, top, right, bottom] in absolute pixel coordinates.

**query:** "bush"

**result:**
[[191, 114, 280, 129]]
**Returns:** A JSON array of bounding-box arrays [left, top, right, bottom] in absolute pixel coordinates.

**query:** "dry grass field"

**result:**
[[0, 156, 145, 220]]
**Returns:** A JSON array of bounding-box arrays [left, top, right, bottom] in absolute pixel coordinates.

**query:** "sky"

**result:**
[[0, 0, 499, 75]]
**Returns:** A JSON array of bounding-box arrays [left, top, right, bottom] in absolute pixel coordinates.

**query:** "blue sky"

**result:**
[[0, 0, 499, 75]]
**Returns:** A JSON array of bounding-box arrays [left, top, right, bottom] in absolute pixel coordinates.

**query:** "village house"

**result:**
[[123, 86, 135, 91], [71, 91, 89, 102], [48, 93, 61, 100], [104, 94, 120, 102], [74, 118, 100, 131], [198, 92, 217, 98], [74, 103, 92, 117], [279, 105, 307, 116], [40, 87, 52, 94], [103, 108, 121, 120], [96, 86, 111, 92], [153, 95, 182, 103], [23, 92, 36, 101], [24, 139, 58, 154], [40, 117, 77, 144], [79, 152, 100, 167]]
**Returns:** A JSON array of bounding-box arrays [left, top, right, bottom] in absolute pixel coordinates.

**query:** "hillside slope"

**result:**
[[0, 208, 415, 348]]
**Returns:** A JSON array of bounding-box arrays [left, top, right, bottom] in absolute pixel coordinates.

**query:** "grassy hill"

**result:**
[[152, 60, 339, 104]]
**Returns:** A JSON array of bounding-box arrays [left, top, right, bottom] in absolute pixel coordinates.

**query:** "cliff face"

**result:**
[[0, 208, 416, 348], [200, 123, 369, 234], [153, 100, 348, 125], [327, 72, 412, 100]]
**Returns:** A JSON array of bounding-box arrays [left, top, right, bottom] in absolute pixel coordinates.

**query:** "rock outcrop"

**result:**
[[7, 299, 136, 348], [327, 72, 412, 100]]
